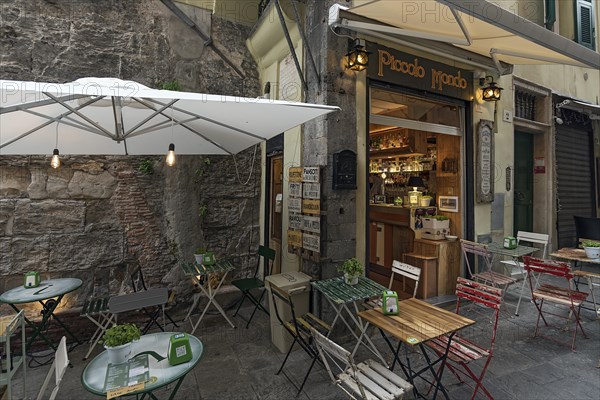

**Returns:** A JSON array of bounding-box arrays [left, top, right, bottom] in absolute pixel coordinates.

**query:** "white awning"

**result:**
[[330, 0, 600, 73]]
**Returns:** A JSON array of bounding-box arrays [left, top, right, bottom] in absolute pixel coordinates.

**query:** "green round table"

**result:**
[[81, 332, 204, 400], [0, 278, 82, 351]]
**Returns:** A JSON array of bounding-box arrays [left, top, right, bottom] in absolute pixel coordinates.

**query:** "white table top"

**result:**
[[0, 278, 82, 304], [81, 332, 204, 396]]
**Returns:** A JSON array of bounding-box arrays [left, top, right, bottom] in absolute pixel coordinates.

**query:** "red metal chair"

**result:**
[[523, 256, 589, 351], [425, 277, 502, 400]]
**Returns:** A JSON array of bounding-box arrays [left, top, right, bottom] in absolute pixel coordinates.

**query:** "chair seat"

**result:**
[[338, 359, 412, 400], [231, 277, 264, 292], [500, 260, 525, 269], [533, 284, 588, 306], [473, 271, 517, 287], [426, 334, 489, 364]]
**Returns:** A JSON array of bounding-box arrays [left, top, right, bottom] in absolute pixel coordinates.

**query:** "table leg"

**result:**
[[420, 334, 453, 400], [191, 272, 236, 334], [8, 304, 57, 352], [46, 301, 82, 345]]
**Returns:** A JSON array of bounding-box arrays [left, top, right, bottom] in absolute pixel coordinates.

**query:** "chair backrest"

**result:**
[[36, 336, 69, 400], [455, 278, 503, 352], [523, 256, 573, 280], [256, 245, 276, 281], [390, 260, 421, 298], [130, 265, 148, 292], [460, 239, 492, 277], [108, 288, 168, 314], [309, 327, 366, 398], [516, 231, 549, 258], [574, 215, 600, 243], [269, 283, 298, 330]]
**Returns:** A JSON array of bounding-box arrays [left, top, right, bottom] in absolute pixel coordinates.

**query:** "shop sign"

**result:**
[[289, 167, 303, 182], [302, 233, 320, 253], [289, 197, 302, 213], [289, 182, 302, 197], [288, 213, 302, 230], [302, 215, 320, 234], [367, 42, 473, 101], [287, 230, 302, 247], [302, 199, 320, 214], [302, 183, 320, 199], [476, 120, 494, 203], [303, 167, 320, 183], [534, 157, 545, 174]]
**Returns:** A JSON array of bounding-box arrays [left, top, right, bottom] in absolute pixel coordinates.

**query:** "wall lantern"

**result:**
[[346, 39, 370, 71], [480, 76, 503, 102]]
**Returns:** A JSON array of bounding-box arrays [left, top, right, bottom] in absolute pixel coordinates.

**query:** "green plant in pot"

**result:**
[[338, 258, 364, 285], [103, 323, 141, 365], [582, 240, 600, 259]]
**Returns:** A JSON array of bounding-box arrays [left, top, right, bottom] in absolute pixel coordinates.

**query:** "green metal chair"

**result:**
[[232, 245, 276, 328]]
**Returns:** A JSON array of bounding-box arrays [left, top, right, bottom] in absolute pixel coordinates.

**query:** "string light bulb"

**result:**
[[166, 143, 176, 167], [50, 149, 60, 169]]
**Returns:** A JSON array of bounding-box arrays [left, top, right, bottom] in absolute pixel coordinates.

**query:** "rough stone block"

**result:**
[[67, 170, 117, 199], [5, 235, 51, 274], [0, 166, 30, 198], [49, 232, 124, 271], [13, 200, 85, 234], [0, 200, 15, 235], [46, 168, 74, 198], [0, 238, 11, 273]]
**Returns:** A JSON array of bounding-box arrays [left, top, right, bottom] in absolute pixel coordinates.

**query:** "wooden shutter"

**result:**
[[576, 0, 596, 49]]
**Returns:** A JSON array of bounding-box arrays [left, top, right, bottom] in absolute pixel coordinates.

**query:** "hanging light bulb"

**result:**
[[166, 143, 176, 167], [50, 148, 60, 169]]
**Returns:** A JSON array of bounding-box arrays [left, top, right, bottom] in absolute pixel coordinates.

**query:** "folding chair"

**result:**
[[311, 327, 412, 400], [270, 283, 331, 396], [499, 231, 549, 315], [80, 297, 114, 360], [425, 278, 503, 400], [36, 336, 68, 400], [232, 245, 276, 328], [523, 256, 589, 351], [461, 239, 516, 300], [130, 266, 178, 333]]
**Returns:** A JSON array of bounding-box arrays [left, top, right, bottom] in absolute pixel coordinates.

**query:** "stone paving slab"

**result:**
[[2, 281, 599, 400]]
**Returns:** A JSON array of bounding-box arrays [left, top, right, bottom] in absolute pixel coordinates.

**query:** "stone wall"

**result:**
[[0, 0, 262, 314]]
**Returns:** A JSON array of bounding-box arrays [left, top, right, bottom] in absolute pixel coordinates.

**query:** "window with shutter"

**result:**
[[575, 0, 596, 49]]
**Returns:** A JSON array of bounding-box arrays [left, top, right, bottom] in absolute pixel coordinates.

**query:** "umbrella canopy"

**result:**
[[0, 78, 339, 155]]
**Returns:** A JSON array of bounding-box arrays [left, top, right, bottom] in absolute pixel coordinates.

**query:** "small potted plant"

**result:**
[[102, 323, 141, 365], [420, 195, 433, 206], [582, 240, 600, 259], [194, 247, 206, 264], [338, 258, 364, 285]]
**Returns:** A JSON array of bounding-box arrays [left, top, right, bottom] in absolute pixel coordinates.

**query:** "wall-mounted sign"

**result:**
[[302, 215, 321, 234], [302, 233, 320, 253], [289, 213, 302, 230], [287, 230, 302, 247], [289, 167, 303, 182], [333, 150, 357, 189], [302, 199, 320, 215], [367, 42, 473, 101], [303, 167, 320, 183], [302, 183, 320, 199], [476, 120, 494, 203], [289, 197, 302, 213], [534, 157, 545, 174], [289, 182, 302, 197]]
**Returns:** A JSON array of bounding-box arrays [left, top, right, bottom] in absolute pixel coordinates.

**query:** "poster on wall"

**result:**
[[476, 120, 494, 203]]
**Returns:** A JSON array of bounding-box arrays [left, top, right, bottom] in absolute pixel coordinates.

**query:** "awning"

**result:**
[[329, 0, 600, 73], [557, 99, 600, 119]]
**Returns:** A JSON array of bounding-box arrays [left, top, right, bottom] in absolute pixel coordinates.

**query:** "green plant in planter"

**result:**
[[337, 258, 364, 277], [434, 215, 449, 221], [138, 159, 154, 175], [195, 247, 206, 254], [102, 323, 141, 348], [582, 240, 600, 248]]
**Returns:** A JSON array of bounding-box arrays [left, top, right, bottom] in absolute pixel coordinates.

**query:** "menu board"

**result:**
[[104, 353, 150, 393]]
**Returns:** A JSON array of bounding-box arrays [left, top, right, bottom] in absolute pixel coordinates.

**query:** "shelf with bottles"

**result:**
[[369, 158, 436, 175]]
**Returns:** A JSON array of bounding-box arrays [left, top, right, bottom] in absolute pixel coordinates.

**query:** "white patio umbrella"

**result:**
[[0, 77, 339, 155]]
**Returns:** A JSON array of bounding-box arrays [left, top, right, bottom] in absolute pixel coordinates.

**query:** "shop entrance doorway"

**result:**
[[514, 131, 533, 234]]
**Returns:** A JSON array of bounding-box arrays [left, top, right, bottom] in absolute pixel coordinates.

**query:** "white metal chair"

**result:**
[[499, 231, 549, 315], [36, 336, 68, 400], [311, 327, 412, 400], [365, 260, 421, 310]]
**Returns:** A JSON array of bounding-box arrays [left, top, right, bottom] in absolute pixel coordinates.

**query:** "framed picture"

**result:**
[[438, 196, 459, 213]]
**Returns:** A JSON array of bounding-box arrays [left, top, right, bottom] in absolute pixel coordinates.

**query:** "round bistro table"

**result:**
[[81, 332, 204, 400]]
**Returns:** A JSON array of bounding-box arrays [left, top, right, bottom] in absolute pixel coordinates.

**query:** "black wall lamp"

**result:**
[[346, 39, 370, 71], [480, 76, 503, 102]]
